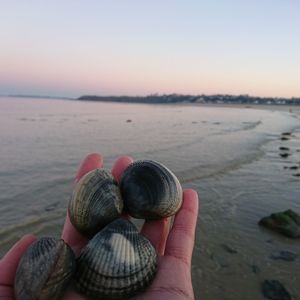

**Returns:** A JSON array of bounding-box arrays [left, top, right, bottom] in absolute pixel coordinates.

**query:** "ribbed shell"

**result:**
[[120, 160, 183, 219], [14, 237, 75, 300], [75, 218, 158, 300], [69, 168, 123, 236]]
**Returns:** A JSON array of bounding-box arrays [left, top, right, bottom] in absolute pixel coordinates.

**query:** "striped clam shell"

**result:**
[[15, 237, 75, 300], [69, 168, 123, 237], [75, 218, 158, 300], [120, 160, 183, 219]]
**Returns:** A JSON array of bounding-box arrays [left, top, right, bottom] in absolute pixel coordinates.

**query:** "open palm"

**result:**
[[0, 153, 199, 300]]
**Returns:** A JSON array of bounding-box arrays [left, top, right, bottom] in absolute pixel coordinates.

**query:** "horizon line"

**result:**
[[1, 93, 300, 100]]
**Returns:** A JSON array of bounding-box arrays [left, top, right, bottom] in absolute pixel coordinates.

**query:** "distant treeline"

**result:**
[[78, 94, 300, 105]]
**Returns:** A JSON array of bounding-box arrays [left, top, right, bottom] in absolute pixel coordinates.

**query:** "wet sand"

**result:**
[[190, 104, 300, 300], [181, 102, 300, 114]]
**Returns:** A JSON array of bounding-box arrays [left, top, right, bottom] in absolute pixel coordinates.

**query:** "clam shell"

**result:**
[[15, 237, 75, 300], [75, 218, 158, 300], [69, 168, 123, 236], [120, 160, 182, 219]]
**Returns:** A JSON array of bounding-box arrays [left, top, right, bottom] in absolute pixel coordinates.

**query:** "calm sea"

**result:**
[[0, 97, 299, 299]]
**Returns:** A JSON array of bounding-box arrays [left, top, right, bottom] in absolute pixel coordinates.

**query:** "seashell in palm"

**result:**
[[120, 160, 183, 219], [69, 168, 123, 237], [75, 218, 158, 300], [14, 237, 75, 300]]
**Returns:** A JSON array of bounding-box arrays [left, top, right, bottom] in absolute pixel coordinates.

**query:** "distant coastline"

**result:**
[[2, 93, 300, 106], [78, 94, 300, 106]]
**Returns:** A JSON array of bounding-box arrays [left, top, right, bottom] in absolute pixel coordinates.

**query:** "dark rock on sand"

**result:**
[[221, 244, 238, 254], [282, 132, 292, 136], [262, 280, 291, 300], [126, 119, 132, 123], [251, 264, 261, 274], [289, 166, 299, 170], [279, 147, 290, 151], [259, 209, 300, 238], [281, 137, 289, 141], [280, 153, 290, 158], [270, 251, 298, 262], [292, 173, 300, 177]]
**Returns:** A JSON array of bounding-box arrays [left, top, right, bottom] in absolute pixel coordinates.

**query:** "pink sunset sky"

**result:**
[[0, 1, 299, 98]]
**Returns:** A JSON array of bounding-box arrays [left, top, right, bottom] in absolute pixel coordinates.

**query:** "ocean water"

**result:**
[[0, 97, 300, 299]]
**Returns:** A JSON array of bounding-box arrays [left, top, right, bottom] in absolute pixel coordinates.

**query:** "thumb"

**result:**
[[164, 189, 199, 266]]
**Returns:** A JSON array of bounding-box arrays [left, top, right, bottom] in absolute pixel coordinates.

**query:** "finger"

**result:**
[[141, 218, 171, 256], [61, 213, 89, 256], [164, 189, 199, 266], [75, 153, 103, 183], [62, 153, 103, 254], [111, 156, 133, 184], [0, 234, 37, 285], [0, 286, 14, 299]]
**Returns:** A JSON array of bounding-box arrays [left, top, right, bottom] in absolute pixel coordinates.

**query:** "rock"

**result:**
[[282, 132, 292, 136], [251, 264, 261, 274], [262, 280, 291, 300], [258, 209, 300, 238], [279, 147, 290, 151], [281, 137, 289, 141], [293, 173, 300, 177], [220, 244, 238, 254], [126, 119, 132, 123], [289, 166, 299, 170], [280, 153, 290, 158], [270, 251, 297, 262]]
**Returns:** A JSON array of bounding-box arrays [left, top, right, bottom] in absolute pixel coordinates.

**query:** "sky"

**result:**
[[0, 0, 300, 98]]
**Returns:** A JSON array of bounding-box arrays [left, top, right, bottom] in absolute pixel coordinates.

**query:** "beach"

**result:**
[[0, 97, 299, 299]]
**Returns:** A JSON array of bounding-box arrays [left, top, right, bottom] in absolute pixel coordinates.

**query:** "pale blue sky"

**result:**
[[0, 1, 299, 97]]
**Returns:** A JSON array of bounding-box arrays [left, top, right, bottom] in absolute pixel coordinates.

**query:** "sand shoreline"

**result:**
[[174, 102, 300, 114]]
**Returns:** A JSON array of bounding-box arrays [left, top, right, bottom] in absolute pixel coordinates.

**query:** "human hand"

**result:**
[[0, 153, 199, 300]]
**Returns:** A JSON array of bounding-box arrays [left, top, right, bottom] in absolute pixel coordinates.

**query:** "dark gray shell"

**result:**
[[120, 160, 182, 219], [69, 168, 123, 237], [14, 237, 75, 300], [75, 218, 158, 300]]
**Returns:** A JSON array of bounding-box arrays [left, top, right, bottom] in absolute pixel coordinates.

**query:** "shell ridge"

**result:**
[[15, 238, 75, 300], [121, 160, 182, 219], [69, 169, 123, 235], [75, 219, 158, 299], [38, 239, 75, 300], [15, 238, 57, 300]]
